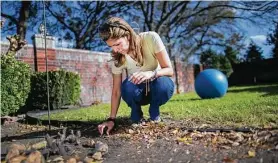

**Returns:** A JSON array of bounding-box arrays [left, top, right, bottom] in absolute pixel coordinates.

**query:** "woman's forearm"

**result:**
[[156, 67, 174, 78], [109, 92, 121, 118]]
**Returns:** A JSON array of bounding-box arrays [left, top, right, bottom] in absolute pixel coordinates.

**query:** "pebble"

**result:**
[[169, 158, 173, 162], [95, 141, 108, 154], [53, 156, 64, 162], [92, 152, 102, 160], [83, 157, 94, 163]]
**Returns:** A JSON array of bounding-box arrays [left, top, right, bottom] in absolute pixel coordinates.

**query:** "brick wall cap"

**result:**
[[55, 48, 111, 56], [32, 34, 55, 40], [1, 42, 33, 47]]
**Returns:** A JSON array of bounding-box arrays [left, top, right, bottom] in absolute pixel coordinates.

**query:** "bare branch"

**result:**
[[1, 13, 18, 25]]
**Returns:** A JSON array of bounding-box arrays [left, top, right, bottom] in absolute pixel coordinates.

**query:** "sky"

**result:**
[[1, 19, 273, 57], [1, 1, 275, 60], [240, 21, 273, 59], [188, 19, 274, 64]]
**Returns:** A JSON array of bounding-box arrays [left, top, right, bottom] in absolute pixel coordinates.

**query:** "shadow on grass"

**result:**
[[169, 98, 203, 102], [169, 98, 208, 102], [227, 84, 278, 97]]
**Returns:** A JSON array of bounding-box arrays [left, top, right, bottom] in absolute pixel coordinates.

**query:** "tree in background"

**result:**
[[131, 1, 278, 59], [200, 49, 219, 69], [133, 1, 238, 59], [132, 1, 244, 92], [1, 1, 40, 42], [200, 49, 232, 77], [224, 45, 241, 70], [224, 46, 240, 64], [2, 1, 277, 53], [267, 21, 278, 58], [218, 55, 233, 77], [45, 1, 131, 50], [1, 1, 276, 95], [245, 41, 264, 62]]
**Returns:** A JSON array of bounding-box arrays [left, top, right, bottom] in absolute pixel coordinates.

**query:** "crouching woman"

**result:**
[[97, 17, 174, 135]]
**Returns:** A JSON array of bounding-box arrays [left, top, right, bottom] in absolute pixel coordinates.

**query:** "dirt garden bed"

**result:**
[[1, 116, 278, 163]]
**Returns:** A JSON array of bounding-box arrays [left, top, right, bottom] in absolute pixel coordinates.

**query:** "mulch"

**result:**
[[1, 118, 278, 163]]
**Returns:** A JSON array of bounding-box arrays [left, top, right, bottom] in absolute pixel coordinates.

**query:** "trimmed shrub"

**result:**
[[1, 54, 32, 116], [27, 70, 81, 110], [228, 58, 278, 85]]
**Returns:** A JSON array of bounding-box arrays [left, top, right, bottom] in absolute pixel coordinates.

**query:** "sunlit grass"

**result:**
[[41, 84, 278, 128]]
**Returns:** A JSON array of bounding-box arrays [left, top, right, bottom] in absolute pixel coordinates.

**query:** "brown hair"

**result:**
[[99, 17, 143, 67]]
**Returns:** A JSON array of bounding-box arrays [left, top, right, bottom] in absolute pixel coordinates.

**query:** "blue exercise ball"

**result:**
[[194, 69, 228, 99]]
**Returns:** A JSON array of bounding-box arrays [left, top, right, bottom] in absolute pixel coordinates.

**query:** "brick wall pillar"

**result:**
[[199, 64, 204, 72], [32, 34, 57, 72]]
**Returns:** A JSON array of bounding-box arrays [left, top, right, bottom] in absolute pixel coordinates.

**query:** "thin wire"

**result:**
[[43, 0, 51, 130]]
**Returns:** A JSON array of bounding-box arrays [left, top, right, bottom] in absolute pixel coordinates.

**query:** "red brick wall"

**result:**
[[54, 48, 113, 105], [173, 60, 195, 93], [1, 43, 35, 70], [35, 48, 57, 72], [1, 43, 195, 106]]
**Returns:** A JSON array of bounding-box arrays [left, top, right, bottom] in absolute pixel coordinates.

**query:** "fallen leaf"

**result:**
[[212, 136, 217, 145], [92, 152, 102, 161], [172, 129, 179, 135], [248, 150, 256, 157], [232, 142, 240, 147], [222, 156, 237, 163], [148, 139, 155, 144], [176, 137, 192, 145], [128, 129, 134, 134]]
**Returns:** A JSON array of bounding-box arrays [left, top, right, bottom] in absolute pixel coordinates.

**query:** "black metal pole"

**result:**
[[43, 0, 51, 130]]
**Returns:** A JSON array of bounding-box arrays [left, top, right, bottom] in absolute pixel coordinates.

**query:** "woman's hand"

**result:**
[[129, 71, 154, 84], [98, 121, 115, 136]]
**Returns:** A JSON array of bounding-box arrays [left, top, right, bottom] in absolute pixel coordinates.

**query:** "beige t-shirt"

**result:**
[[111, 31, 166, 76]]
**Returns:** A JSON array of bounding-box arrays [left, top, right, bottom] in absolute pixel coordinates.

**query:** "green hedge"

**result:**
[[26, 70, 81, 111], [229, 58, 278, 85], [1, 54, 32, 116]]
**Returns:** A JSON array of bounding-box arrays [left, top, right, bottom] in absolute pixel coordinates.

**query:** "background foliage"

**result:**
[[24, 70, 81, 111], [1, 54, 32, 116], [1, 1, 277, 59]]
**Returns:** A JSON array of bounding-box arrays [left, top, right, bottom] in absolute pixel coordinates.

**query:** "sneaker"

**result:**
[[131, 118, 147, 128], [148, 117, 162, 124]]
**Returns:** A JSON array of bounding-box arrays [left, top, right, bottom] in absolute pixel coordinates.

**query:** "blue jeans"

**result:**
[[121, 76, 174, 122]]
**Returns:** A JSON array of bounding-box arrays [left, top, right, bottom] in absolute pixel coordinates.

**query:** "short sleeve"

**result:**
[[111, 64, 122, 75], [111, 62, 124, 75], [150, 32, 166, 53]]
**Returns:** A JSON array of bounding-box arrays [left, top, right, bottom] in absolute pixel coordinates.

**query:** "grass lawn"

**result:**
[[41, 84, 278, 128]]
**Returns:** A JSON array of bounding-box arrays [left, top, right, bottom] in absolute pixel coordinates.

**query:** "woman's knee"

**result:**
[[121, 79, 142, 103], [122, 79, 135, 95], [151, 77, 174, 104]]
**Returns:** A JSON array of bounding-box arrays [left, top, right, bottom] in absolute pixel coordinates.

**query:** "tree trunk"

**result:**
[[17, 1, 31, 41], [173, 56, 180, 94]]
